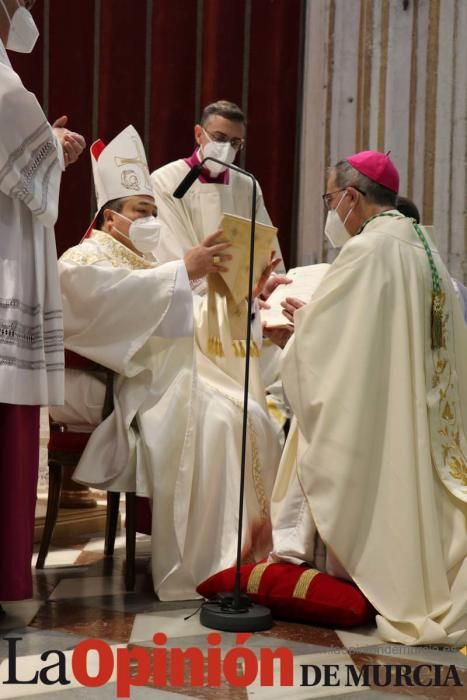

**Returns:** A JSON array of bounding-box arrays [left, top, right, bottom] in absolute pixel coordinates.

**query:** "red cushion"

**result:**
[[197, 562, 375, 628], [48, 430, 91, 453]]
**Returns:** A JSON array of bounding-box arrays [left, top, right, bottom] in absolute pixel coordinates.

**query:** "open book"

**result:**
[[261, 263, 331, 328], [217, 213, 278, 305]]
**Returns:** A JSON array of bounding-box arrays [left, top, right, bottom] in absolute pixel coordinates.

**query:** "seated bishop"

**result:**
[[50, 125, 281, 601]]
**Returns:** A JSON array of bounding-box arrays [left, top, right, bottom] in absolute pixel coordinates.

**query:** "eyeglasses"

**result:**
[[203, 128, 245, 152], [321, 186, 366, 209]]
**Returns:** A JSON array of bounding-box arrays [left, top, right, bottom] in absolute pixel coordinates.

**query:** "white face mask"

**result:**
[[324, 191, 353, 248], [0, 1, 39, 54], [201, 129, 237, 176], [112, 213, 162, 254]]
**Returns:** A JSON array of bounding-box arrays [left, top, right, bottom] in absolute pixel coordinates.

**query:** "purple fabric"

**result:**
[[183, 149, 230, 185], [0, 404, 40, 601]]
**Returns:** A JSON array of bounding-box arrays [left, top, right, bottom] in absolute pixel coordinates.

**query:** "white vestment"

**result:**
[[52, 231, 280, 600], [151, 155, 289, 431], [271, 213, 467, 646], [0, 41, 64, 405]]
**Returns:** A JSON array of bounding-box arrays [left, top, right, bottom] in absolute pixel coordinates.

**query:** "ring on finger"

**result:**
[[213, 255, 221, 264]]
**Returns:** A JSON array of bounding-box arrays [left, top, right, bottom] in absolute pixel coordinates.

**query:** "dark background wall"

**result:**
[[11, 0, 305, 266]]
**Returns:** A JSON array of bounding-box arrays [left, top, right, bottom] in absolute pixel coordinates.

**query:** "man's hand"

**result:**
[[281, 296, 306, 324], [183, 229, 232, 281], [52, 115, 86, 167], [262, 324, 294, 348], [253, 253, 283, 298], [261, 273, 292, 300]]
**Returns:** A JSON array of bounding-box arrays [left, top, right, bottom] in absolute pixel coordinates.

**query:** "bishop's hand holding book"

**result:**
[[261, 263, 331, 347]]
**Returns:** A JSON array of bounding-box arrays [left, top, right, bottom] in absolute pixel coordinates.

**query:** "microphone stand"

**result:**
[[174, 156, 273, 632]]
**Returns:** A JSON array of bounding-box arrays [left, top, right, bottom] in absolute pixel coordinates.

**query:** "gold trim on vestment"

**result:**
[[62, 231, 155, 271], [207, 386, 269, 521], [246, 562, 271, 594], [90, 231, 155, 270], [292, 568, 320, 599], [432, 302, 467, 490], [207, 336, 261, 359], [60, 248, 104, 266], [247, 410, 269, 521], [266, 395, 287, 429]]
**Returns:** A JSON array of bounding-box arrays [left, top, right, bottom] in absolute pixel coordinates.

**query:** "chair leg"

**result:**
[[104, 492, 121, 556], [125, 492, 136, 591], [36, 461, 63, 569]]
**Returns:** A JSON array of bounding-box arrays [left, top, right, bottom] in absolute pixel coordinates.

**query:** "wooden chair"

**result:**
[[36, 350, 136, 591]]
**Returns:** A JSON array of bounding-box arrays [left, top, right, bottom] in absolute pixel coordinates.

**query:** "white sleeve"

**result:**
[[156, 261, 194, 337], [0, 64, 63, 227]]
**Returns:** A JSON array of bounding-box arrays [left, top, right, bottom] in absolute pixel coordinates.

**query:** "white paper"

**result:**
[[261, 263, 331, 328]]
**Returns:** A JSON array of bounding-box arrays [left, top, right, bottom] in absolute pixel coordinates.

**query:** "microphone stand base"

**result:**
[[200, 595, 273, 632]]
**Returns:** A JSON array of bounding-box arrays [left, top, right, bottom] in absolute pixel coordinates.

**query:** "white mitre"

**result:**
[[91, 125, 154, 210], [83, 125, 154, 238]]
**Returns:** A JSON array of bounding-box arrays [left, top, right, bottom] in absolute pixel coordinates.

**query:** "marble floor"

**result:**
[[0, 531, 465, 699]]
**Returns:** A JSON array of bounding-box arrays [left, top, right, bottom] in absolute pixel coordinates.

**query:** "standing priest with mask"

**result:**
[[151, 99, 290, 434], [269, 151, 467, 646], [0, 0, 85, 608]]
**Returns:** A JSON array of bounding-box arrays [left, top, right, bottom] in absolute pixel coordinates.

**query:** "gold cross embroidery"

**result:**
[[114, 137, 151, 189]]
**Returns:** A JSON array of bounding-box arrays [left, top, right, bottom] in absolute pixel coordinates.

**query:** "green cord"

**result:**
[[357, 211, 444, 349]]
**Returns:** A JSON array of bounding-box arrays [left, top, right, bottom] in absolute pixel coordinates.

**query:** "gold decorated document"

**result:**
[[261, 263, 331, 328], [218, 213, 278, 305]]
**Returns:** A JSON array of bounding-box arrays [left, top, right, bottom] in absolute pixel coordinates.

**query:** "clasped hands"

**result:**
[[52, 115, 86, 168]]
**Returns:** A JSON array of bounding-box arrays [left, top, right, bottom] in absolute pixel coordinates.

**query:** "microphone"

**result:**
[[173, 156, 273, 633]]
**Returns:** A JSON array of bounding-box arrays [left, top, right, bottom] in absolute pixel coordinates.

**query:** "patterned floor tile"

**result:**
[[73, 551, 106, 567], [23, 687, 190, 699], [246, 650, 362, 698], [4, 533, 465, 698], [29, 600, 135, 643], [349, 651, 466, 698], [0, 629, 94, 659], [31, 549, 83, 569], [259, 621, 345, 649], [49, 575, 146, 601], [130, 609, 208, 644], [336, 629, 383, 650], [346, 641, 467, 670], [0, 602, 43, 635], [0, 644, 125, 699]]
